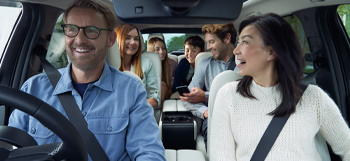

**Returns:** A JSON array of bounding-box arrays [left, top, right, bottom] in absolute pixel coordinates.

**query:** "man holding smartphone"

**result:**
[[179, 23, 237, 151]]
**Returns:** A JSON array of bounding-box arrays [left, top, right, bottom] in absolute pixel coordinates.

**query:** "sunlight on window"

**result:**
[[0, 3, 22, 55], [337, 4, 350, 39]]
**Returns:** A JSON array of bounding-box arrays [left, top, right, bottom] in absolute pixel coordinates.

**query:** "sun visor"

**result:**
[[112, 0, 243, 24]]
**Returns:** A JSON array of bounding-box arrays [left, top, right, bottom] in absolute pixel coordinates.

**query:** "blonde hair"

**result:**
[[147, 38, 157, 52], [148, 37, 171, 91], [115, 23, 143, 79]]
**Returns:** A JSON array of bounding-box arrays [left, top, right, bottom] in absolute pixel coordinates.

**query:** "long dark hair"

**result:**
[[237, 13, 305, 117]]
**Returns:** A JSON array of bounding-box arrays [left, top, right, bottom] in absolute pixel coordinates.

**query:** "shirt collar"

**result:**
[[53, 61, 113, 95], [213, 54, 235, 64]]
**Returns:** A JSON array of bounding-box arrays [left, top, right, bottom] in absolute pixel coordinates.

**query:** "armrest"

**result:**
[[163, 100, 177, 112]]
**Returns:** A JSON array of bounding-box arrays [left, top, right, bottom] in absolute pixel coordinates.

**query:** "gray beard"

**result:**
[[67, 45, 108, 72]]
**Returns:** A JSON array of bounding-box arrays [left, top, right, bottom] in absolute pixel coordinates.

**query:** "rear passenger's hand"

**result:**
[[179, 87, 205, 104]]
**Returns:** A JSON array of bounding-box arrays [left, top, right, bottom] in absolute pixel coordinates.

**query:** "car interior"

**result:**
[[0, 0, 349, 160]]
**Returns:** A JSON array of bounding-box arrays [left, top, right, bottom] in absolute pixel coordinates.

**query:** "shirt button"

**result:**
[[107, 127, 112, 132], [31, 128, 36, 134], [82, 112, 87, 117]]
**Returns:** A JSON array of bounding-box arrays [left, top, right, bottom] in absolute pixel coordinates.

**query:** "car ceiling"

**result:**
[[8, 0, 350, 31]]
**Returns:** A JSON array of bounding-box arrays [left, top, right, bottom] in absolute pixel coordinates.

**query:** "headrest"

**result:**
[[177, 55, 186, 64], [195, 52, 212, 70], [207, 70, 243, 158], [46, 32, 68, 66], [105, 39, 121, 69], [139, 30, 145, 52], [148, 33, 165, 41], [167, 54, 178, 63]]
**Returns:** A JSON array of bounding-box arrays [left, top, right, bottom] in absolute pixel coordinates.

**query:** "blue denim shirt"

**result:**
[[8, 62, 166, 161]]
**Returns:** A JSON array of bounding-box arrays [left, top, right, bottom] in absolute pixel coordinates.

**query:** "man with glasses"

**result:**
[[8, 0, 166, 160]]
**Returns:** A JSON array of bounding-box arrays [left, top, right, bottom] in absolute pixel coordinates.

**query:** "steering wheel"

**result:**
[[0, 85, 88, 161]]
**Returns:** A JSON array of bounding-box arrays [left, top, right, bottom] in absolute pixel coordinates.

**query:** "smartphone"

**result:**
[[176, 85, 191, 96]]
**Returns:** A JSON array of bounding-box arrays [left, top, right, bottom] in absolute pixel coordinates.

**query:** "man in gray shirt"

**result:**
[[179, 23, 237, 150]]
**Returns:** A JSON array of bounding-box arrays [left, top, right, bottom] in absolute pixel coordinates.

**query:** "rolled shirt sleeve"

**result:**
[[184, 60, 209, 119], [132, 57, 160, 105], [183, 102, 208, 119], [142, 57, 160, 105]]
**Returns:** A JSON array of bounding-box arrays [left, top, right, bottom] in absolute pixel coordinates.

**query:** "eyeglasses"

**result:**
[[61, 24, 111, 39]]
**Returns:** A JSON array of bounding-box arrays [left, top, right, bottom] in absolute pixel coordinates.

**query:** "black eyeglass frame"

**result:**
[[61, 24, 112, 39]]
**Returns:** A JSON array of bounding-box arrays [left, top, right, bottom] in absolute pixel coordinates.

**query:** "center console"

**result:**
[[159, 99, 200, 150]]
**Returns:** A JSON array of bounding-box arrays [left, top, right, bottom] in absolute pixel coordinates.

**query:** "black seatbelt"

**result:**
[[250, 84, 308, 161], [227, 55, 236, 71], [250, 67, 322, 161], [34, 45, 110, 161]]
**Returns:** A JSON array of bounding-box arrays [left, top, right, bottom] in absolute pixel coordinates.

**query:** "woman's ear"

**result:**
[[267, 48, 277, 61]]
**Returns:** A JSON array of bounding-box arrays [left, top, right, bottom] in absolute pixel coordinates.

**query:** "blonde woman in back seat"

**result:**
[[115, 23, 160, 108], [147, 37, 176, 106], [210, 13, 350, 160]]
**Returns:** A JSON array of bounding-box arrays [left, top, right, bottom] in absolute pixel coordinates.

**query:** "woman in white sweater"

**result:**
[[210, 13, 350, 161]]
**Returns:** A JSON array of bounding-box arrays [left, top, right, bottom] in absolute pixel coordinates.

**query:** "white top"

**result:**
[[210, 81, 350, 161]]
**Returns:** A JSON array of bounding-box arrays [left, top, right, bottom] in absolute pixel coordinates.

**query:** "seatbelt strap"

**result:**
[[227, 55, 236, 71], [250, 83, 308, 161], [34, 45, 110, 161], [250, 67, 322, 160]]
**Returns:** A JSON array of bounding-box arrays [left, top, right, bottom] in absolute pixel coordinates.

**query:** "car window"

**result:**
[[142, 33, 195, 53], [284, 15, 313, 74], [46, 13, 69, 69], [337, 4, 350, 39], [0, 1, 21, 125], [0, 2, 22, 57]]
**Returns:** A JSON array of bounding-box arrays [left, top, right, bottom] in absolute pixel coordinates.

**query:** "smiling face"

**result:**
[[65, 8, 114, 72], [234, 24, 275, 78], [184, 44, 201, 65], [154, 41, 167, 61], [123, 28, 140, 56], [205, 33, 230, 61]]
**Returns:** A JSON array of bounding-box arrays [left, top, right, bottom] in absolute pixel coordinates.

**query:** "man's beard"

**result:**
[[66, 43, 108, 72]]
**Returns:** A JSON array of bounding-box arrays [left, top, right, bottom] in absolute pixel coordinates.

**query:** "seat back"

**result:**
[[207, 70, 243, 159], [140, 32, 163, 123], [195, 52, 212, 71], [141, 52, 162, 107], [140, 31, 162, 108], [105, 37, 121, 69], [177, 54, 186, 64], [168, 54, 178, 63]]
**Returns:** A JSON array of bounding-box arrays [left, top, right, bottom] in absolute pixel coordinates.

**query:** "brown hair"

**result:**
[[202, 23, 237, 45], [63, 0, 115, 30], [115, 23, 143, 79], [147, 37, 171, 91]]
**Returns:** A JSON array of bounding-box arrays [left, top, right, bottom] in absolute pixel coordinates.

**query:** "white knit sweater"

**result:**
[[210, 81, 350, 161]]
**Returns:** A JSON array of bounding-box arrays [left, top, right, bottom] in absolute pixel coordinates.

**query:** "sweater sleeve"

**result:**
[[210, 83, 236, 161], [316, 87, 350, 160]]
